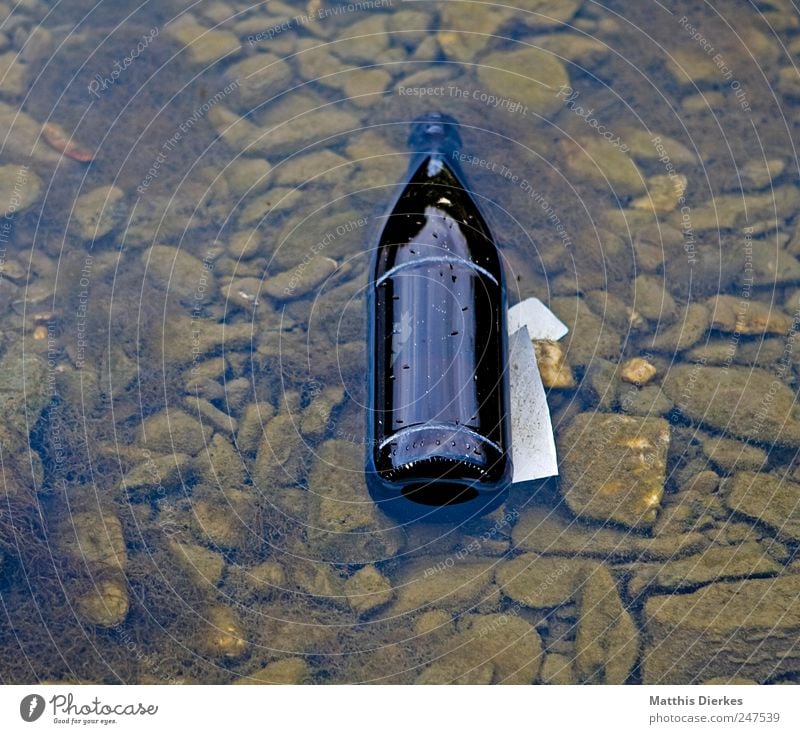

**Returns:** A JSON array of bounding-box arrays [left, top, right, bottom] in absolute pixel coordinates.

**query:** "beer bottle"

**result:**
[[365, 113, 513, 520]]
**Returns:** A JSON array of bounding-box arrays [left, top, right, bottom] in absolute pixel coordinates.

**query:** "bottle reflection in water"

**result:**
[[365, 113, 513, 520]]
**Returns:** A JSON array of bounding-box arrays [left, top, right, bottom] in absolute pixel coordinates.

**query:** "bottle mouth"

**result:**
[[400, 481, 479, 507], [407, 112, 462, 154]]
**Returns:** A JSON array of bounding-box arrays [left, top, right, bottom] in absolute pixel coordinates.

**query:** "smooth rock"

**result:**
[[643, 576, 800, 683], [390, 558, 498, 614], [620, 357, 656, 385], [725, 471, 800, 541], [58, 511, 127, 571], [74, 185, 126, 241], [237, 658, 310, 684], [539, 652, 575, 684], [663, 366, 800, 446], [558, 413, 670, 529], [344, 565, 394, 615], [262, 256, 338, 300], [137, 409, 213, 455], [700, 435, 767, 473], [561, 135, 645, 196], [632, 274, 678, 323], [632, 174, 687, 213], [143, 245, 215, 302], [575, 563, 638, 684], [478, 47, 569, 118], [76, 577, 129, 628], [416, 614, 543, 684], [0, 163, 41, 216], [629, 542, 781, 599], [495, 554, 590, 608], [533, 340, 575, 389], [169, 540, 225, 586], [707, 294, 791, 335], [166, 14, 241, 65], [648, 303, 710, 352], [307, 440, 404, 562], [196, 605, 248, 658], [511, 506, 708, 561], [550, 297, 622, 367], [226, 53, 292, 106]]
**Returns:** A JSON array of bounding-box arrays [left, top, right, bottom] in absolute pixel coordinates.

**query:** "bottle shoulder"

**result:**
[[374, 156, 502, 277]]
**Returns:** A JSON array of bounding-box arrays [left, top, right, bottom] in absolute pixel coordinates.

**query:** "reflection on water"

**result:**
[[0, 0, 799, 684]]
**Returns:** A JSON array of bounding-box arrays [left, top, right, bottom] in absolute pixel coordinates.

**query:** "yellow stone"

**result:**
[[620, 357, 657, 385], [533, 340, 575, 388]]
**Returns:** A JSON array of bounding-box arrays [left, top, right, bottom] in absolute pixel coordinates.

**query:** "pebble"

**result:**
[[196, 605, 248, 659], [631, 174, 687, 213], [495, 554, 589, 608], [618, 384, 673, 417], [478, 47, 570, 118], [539, 653, 575, 684], [575, 564, 638, 684], [533, 340, 575, 389], [629, 542, 781, 599], [191, 491, 252, 548], [561, 135, 645, 196], [343, 565, 394, 615], [649, 303, 710, 352], [168, 540, 225, 587], [550, 297, 622, 367], [620, 357, 657, 385], [273, 149, 350, 186], [73, 185, 127, 242], [663, 365, 800, 447], [307, 440, 404, 562], [706, 294, 791, 335], [226, 53, 292, 107], [0, 51, 29, 94], [194, 433, 246, 489], [143, 245, 215, 302], [0, 163, 42, 216], [165, 14, 241, 65], [262, 256, 338, 301], [512, 506, 707, 562], [237, 658, 310, 684], [643, 576, 800, 683], [632, 275, 677, 323], [186, 395, 238, 435], [700, 434, 767, 473], [665, 47, 721, 85], [389, 558, 498, 615], [416, 614, 543, 684], [120, 452, 192, 499], [622, 128, 698, 166], [137, 409, 212, 455], [725, 471, 800, 542], [559, 412, 670, 529], [207, 105, 269, 155], [740, 158, 785, 189], [437, 4, 512, 62], [225, 159, 271, 197], [76, 578, 130, 628]]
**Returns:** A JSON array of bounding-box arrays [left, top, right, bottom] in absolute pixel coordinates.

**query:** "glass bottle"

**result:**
[[365, 113, 513, 520]]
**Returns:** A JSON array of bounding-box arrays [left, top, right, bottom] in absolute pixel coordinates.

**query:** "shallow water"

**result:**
[[0, 0, 799, 684]]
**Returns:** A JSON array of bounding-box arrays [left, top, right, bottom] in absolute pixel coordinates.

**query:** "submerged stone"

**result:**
[[478, 47, 569, 117], [558, 413, 670, 529], [415, 614, 543, 684], [643, 576, 800, 683], [725, 471, 800, 541], [663, 366, 800, 447]]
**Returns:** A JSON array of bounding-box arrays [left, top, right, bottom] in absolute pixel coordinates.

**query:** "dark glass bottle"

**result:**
[[365, 113, 513, 520]]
